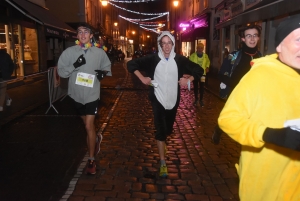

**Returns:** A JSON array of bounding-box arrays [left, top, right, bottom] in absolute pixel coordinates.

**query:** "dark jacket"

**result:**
[[127, 53, 203, 99], [127, 53, 203, 80], [0, 50, 14, 80], [218, 49, 261, 99]]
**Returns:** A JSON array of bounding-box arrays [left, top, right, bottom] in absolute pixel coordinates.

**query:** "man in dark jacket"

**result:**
[[0, 49, 14, 111], [212, 24, 262, 144], [127, 31, 203, 178]]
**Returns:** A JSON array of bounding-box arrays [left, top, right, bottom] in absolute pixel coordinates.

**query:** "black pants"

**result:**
[[151, 95, 179, 141], [193, 80, 205, 101]]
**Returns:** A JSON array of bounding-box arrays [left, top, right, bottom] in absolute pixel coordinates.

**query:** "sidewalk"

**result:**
[[0, 60, 129, 201], [0, 73, 49, 126], [59, 67, 240, 201]]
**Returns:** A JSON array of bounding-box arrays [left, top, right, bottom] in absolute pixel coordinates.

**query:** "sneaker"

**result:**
[[193, 99, 198, 106], [94, 133, 103, 155], [86, 160, 96, 175], [211, 127, 222, 145], [200, 100, 204, 107], [6, 98, 12, 106], [159, 165, 168, 178], [0, 106, 3, 112]]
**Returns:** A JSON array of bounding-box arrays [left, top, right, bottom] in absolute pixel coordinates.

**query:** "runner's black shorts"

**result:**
[[73, 99, 99, 116]]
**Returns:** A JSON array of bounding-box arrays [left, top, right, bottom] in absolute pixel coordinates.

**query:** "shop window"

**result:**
[[225, 26, 231, 52], [0, 23, 17, 78], [181, 41, 192, 57], [23, 27, 39, 75], [11, 24, 39, 76], [47, 37, 63, 67]]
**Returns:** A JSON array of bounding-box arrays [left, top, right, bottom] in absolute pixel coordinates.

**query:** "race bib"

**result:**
[[75, 72, 95, 88]]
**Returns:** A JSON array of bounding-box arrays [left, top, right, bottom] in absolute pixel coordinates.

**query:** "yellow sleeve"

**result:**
[[218, 70, 266, 147], [205, 54, 210, 68]]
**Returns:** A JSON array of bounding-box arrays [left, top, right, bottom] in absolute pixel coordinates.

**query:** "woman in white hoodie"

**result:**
[[127, 31, 203, 177]]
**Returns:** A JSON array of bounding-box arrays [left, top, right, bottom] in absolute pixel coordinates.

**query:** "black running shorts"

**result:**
[[73, 99, 99, 116]]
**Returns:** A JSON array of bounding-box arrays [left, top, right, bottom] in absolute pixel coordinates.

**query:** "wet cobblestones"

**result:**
[[67, 72, 241, 201]]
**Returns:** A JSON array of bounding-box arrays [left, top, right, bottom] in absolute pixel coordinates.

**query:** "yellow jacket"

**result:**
[[218, 54, 300, 201], [189, 52, 210, 75]]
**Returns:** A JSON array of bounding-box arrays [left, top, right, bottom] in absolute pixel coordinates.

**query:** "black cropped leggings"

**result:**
[[151, 95, 179, 141], [193, 79, 205, 101]]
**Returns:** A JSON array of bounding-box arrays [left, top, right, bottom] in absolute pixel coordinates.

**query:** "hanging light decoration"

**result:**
[[107, 1, 169, 33]]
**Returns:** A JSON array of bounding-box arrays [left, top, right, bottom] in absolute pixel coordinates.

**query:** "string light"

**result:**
[[108, 1, 168, 16], [119, 15, 166, 33], [107, 1, 169, 34], [119, 14, 167, 22]]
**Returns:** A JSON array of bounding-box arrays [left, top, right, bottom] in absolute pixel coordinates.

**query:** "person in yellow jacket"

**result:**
[[189, 43, 210, 106], [218, 15, 300, 201]]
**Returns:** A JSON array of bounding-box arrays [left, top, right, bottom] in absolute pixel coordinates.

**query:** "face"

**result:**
[[241, 28, 260, 48], [160, 36, 173, 57], [77, 27, 93, 44], [276, 28, 300, 70], [196, 46, 204, 54]]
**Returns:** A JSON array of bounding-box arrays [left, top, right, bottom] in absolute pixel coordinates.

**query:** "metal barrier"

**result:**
[[45, 66, 68, 114]]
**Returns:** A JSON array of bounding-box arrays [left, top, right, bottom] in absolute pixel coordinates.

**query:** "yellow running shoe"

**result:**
[[159, 165, 168, 177]]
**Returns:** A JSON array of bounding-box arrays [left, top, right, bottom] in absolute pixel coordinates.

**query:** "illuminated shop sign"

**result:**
[[179, 23, 190, 28]]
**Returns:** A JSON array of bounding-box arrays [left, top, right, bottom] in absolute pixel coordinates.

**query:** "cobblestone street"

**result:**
[[64, 72, 241, 201]]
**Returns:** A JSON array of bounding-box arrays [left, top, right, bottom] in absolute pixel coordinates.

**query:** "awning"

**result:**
[[6, 0, 76, 39]]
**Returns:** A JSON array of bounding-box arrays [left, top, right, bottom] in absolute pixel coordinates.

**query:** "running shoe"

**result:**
[[211, 127, 222, 145], [159, 165, 168, 178], [86, 160, 96, 175], [6, 98, 12, 106], [200, 100, 204, 107]]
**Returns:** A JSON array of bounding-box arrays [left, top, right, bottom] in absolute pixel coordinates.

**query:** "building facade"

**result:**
[[170, 0, 223, 61], [213, 0, 300, 72], [1, 0, 76, 78]]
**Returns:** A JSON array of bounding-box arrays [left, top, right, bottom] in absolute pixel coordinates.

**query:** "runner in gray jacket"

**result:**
[[58, 23, 111, 174]]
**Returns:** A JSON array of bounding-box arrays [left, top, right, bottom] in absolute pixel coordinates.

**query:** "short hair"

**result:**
[[77, 22, 93, 34], [197, 43, 204, 48], [238, 24, 262, 38]]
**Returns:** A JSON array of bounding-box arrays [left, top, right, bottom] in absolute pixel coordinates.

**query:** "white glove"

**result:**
[[284, 119, 300, 132], [150, 80, 158, 88], [220, 82, 226, 89]]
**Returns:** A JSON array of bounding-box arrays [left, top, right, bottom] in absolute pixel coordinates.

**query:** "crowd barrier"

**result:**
[[45, 66, 68, 114]]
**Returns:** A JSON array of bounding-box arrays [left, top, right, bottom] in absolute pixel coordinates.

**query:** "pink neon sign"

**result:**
[[179, 23, 190, 28]]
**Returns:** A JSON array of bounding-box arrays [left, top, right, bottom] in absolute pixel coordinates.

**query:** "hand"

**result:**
[[73, 54, 86, 68], [263, 127, 300, 151], [178, 77, 190, 87], [140, 77, 151, 85], [95, 70, 109, 81]]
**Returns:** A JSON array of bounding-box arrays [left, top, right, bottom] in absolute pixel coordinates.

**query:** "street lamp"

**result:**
[[173, 1, 179, 52], [101, 0, 108, 6], [173, 0, 179, 7], [100, 0, 108, 38]]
